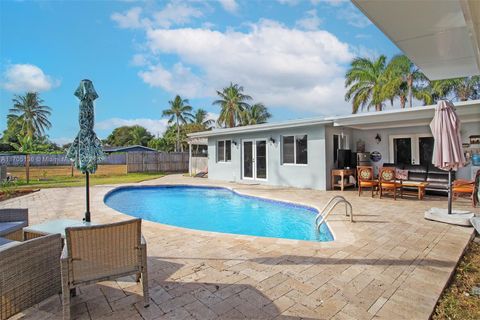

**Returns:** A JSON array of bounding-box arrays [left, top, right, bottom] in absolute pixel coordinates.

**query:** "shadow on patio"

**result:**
[[50, 257, 321, 320]]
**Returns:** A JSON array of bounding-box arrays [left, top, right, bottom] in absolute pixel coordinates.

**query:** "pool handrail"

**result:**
[[315, 196, 353, 231]]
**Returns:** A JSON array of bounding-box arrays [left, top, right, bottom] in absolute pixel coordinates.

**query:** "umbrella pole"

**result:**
[[85, 172, 91, 222], [448, 169, 452, 215]]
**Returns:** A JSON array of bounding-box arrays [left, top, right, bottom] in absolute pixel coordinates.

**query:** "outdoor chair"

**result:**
[[357, 166, 378, 197], [453, 169, 480, 207], [379, 167, 403, 200], [61, 219, 149, 320], [1, 234, 62, 320], [0, 208, 28, 241]]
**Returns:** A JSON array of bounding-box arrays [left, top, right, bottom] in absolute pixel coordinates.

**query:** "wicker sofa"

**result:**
[[0, 208, 28, 241], [383, 163, 452, 194], [0, 234, 63, 320]]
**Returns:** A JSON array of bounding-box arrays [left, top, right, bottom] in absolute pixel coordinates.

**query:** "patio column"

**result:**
[[188, 142, 192, 176]]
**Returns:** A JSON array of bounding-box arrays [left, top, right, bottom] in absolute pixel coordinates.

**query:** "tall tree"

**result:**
[[193, 108, 215, 129], [213, 83, 252, 127], [345, 55, 388, 113], [105, 125, 153, 146], [433, 76, 480, 101], [242, 103, 271, 125], [162, 95, 193, 152], [8, 92, 52, 138], [385, 54, 427, 108]]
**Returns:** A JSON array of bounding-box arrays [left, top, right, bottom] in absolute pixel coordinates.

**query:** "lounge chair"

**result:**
[[453, 169, 480, 207], [1, 234, 62, 320], [61, 219, 149, 320], [0, 208, 28, 241], [194, 168, 208, 178]]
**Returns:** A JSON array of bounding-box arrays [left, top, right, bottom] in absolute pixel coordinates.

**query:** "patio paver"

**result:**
[[2, 174, 477, 320]]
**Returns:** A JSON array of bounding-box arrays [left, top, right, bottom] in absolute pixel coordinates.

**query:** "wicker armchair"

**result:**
[[61, 219, 149, 320], [0, 234, 62, 320], [0, 208, 28, 241]]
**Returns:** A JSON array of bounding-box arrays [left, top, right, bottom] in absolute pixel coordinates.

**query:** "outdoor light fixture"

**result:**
[[269, 137, 276, 144], [375, 133, 382, 144], [232, 140, 237, 146]]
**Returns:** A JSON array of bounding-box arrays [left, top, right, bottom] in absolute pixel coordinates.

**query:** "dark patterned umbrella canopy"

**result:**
[[67, 80, 105, 173]]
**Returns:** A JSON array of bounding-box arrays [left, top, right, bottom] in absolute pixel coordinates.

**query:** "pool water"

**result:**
[[104, 186, 334, 242]]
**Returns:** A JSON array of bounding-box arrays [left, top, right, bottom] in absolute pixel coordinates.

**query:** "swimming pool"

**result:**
[[104, 186, 334, 242]]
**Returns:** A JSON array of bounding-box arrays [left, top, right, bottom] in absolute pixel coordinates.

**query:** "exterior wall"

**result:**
[[207, 125, 327, 190], [349, 122, 479, 179]]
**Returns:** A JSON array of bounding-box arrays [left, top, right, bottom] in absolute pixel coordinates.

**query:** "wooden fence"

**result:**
[[127, 152, 189, 173]]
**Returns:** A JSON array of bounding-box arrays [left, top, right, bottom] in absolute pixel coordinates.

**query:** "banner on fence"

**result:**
[[0, 153, 127, 167]]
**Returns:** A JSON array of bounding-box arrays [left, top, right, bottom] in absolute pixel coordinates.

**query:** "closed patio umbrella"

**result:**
[[429, 100, 465, 214], [67, 79, 105, 222]]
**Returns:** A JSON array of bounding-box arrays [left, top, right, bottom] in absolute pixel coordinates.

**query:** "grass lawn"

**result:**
[[12, 172, 165, 189], [433, 238, 480, 320]]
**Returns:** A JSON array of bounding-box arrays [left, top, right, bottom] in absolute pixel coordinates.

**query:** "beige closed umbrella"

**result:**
[[429, 100, 466, 214]]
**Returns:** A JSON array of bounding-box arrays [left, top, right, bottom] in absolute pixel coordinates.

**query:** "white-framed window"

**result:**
[[217, 140, 231, 162], [282, 135, 308, 165]]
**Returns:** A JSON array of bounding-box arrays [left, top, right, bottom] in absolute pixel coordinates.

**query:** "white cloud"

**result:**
[[295, 9, 322, 31], [314, 0, 347, 6], [111, 7, 146, 29], [153, 2, 203, 28], [96, 118, 170, 136], [51, 137, 73, 146], [130, 54, 149, 66], [276, 0, 300, 6], [218, 0, 238, 13], [1, 64, 59, 92], [338, 5, 371, 28], [138, 62, 208, 98], [112, 3, 204, 29], [139, 19, 353, 115]]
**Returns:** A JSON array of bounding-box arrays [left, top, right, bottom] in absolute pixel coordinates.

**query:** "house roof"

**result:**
[[187, 100, 480, 138], [330, 100, 480, 129], [103, 145, 157, 153], [187, 118, 333, 138], [352, 0, 480, 80]]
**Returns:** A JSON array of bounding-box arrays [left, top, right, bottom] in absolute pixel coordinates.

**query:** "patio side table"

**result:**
[[23, 219, 96, 241]]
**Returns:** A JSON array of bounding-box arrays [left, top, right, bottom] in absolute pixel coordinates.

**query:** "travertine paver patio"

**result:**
[[2, 174, 478, 320]]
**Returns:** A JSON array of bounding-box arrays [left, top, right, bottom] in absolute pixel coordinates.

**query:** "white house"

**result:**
[[188, 100, 480, 190]]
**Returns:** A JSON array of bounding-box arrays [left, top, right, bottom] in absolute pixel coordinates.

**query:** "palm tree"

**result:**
[[433, 76, 480, 101], [345, 56, 388, 113], [213, 83, 252, 127], [385, 55, 427, 108], [162, 95, 193, 152], [193, 109, 215, 129], [242, 103, 271, 125], [8, 92, 52, 138]]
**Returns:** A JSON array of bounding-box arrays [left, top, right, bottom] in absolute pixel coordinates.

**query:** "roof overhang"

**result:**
[[332, 100, 480, 130], [352, 0, 480, 80], [188, 118, 333, 138]]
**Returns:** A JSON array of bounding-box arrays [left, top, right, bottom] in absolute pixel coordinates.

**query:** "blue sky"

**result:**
[[0, 0, 400, 144]]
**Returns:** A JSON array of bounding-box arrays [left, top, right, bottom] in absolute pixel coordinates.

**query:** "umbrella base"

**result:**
[[424, 208, 474, 226]]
